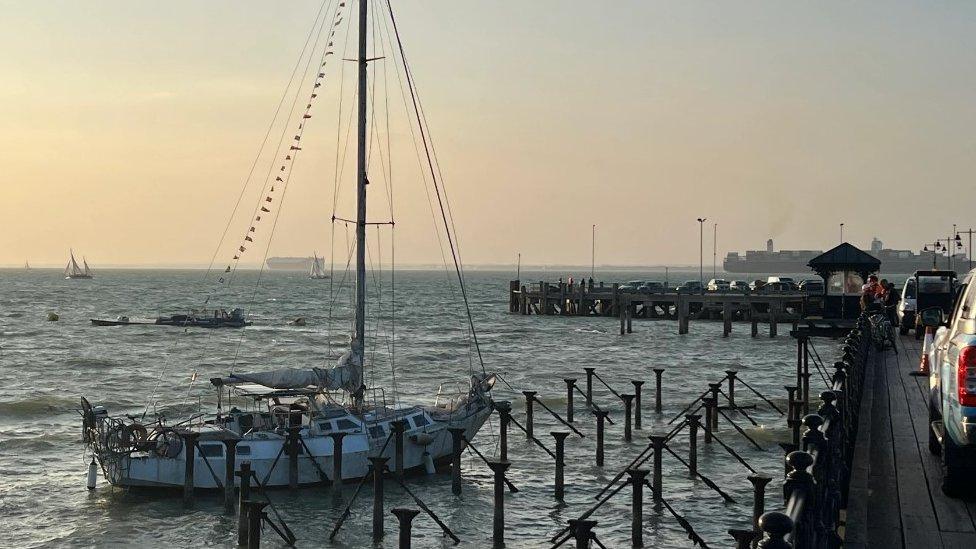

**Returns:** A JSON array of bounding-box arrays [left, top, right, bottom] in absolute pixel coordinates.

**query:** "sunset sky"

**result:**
[[1, 1, 975, 268]]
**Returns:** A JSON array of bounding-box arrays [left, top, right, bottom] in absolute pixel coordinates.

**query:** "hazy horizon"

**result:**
[[3, 0, 974, 269]]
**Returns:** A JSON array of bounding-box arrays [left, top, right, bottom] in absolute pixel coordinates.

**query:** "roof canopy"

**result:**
[[807, 242, 880, 279]]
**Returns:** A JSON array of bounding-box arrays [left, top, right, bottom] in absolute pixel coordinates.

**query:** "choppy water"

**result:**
[[0, 268, 832, 548]]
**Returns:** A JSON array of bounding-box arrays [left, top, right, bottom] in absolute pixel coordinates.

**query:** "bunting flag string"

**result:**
[[210, 0, 348, 287]]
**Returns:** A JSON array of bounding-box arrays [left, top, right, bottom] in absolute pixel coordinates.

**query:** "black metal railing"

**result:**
[[747, 313, 871, 548]]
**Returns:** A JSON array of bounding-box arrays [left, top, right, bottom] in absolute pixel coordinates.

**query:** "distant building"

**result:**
[[724, 238, 966, 274]]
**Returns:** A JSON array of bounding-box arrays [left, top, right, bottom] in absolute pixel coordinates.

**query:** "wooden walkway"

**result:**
[[846, 335, 976, 548]]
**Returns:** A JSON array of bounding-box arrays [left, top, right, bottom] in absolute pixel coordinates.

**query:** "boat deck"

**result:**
[[846, 335, 976, 547]]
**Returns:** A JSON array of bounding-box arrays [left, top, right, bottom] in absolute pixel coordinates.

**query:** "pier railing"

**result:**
[[751, 313, 871, 548]]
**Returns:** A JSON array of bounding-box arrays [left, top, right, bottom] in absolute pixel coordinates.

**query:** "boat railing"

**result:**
[[434, 381, 466, 409]]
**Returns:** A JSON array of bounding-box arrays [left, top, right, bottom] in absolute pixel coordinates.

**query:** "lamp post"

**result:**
[[925, 239, 954, 270], [591, 224, 595, 280], [712, 222, 717, 279], [956, 229, 974, 271], [697, 218, 707, 292], [840, 223, 844, 244]]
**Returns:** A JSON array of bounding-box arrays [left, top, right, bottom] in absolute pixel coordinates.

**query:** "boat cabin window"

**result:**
[[318, 421, 333, 433], [336, 419, 359, 431], [368, 424, 386, 439], [409, 414, 429, 428], [199, 444, 224, 458], [237, 445, 251, 456]]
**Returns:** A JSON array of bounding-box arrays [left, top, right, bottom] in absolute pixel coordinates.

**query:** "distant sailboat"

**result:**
[[308, 252, 329, 279], [64, 250, 93, 279], [24, 259, 30, 270]]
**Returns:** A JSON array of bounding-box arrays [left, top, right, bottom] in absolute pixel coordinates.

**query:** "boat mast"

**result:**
[[353, 0, 368, 360]]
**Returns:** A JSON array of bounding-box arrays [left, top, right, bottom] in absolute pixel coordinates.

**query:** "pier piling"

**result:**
[[496, 401, 511, 461], [369, 456, 389, 540], [723, 302, 733, 337], [391, 508, 420, 549], [725, 371, 738, 409], [236, 461, 252, 546], [568, 519, 598, 549], [552, 431, 570, 500], [594, 409, 608, 466], [487, 460, 511, 547], [222, 439, 237, 512], [181, 431, 199, 506], [756, 512, 793, 549], [653, 368, 665, 413], [627, 469, 650, 547], [621, 394, 635, 441], [748, 474, 772, 537], [649, 435, 665, 511], [631, 380, 644, 429], [703, 398, 715, 443], [584, 368, 596, 405], [687, 414, 700, 476], [286, 425, 300, 490], [522, 391, 537, 440], [245, 500, 268, 549], [448, 427, 465, 495], [330, 432, 346, 486], [392, 420, 406, 478], [565, 379, 577, 423]]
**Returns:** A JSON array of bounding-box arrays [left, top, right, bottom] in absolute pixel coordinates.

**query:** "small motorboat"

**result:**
[[155, 308, 249, 329], [90, 316, 156, 326]]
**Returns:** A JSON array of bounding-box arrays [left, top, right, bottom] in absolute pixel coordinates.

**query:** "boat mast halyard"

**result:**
[[353, 0, 368, 396]]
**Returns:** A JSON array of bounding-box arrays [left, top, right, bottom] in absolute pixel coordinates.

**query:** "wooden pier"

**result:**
[[509, 280, 811, 335], [846, 335, 976, 548]]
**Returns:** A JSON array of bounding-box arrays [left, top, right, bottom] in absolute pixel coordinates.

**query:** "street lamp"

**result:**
[[591, 224, 595, 280], [712, 222, 718, 279], [697, 217, 707, 291], [840, 223, 844, 244], [956, 228, 974, 271]]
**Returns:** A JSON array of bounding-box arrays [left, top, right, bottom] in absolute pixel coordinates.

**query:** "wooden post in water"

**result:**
[[552, 431, 569, 500], [649, 435, 665, 512], [621, 394, 634, 442], [653, 369, 664, 413], [286, 425, 301, 490], [686, 415, 700, 475], [523, 391, 537, 440], [594, 409, 608, 466], [222, 439, 238, 512], [769, 301, 779, 337], [748, 474, 772, 537], [631, 380, 644, 429], [541, 281, 549, 315], [802, 337, 810, 415], [627, 468, 649, 547], [750, 304, 759, 338], [330, 432, 346, 485], [495, 401, 511, 461], [584, 368, 596, 405], [488, 460, 511, 547], [392, 420, 406, 478], [520, 285, 528, 315], [568, 519, 598, 549], [626, 303, 633, 333], [246, 501, 267, 549], [391, 508, 420, 549], [236, 461, 252, 546], [678, 295, 690, 334], [725, 370, 738, 409], [565, 379, 577, 422], [182, 431, 199, 506], [703, 398, 715, 443], [449, 427, 465, 495], [723, 301, 733, 337], [369, 456, 389, 541]]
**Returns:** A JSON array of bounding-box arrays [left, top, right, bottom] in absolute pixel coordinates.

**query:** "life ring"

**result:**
[[154, 429, 183, 459], [121, 424, 149, 449]]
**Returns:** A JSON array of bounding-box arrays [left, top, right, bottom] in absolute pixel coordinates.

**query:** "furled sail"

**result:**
[[217, 348, 362, 394]]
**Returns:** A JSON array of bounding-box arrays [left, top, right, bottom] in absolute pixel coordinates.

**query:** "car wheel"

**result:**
[[941, 433, 967, 498], [928, 404, 941, 456]]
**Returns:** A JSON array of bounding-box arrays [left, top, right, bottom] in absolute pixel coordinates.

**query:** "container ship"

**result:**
[[266, 256, 315, 271], [723, 238, 968, 275]]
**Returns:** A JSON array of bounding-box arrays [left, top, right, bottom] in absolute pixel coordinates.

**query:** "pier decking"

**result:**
[[846, 335, 976, 548]]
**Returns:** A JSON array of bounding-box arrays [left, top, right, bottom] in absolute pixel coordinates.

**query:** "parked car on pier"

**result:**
[[766, 276, 797, 290], [706, 279, 731, 292], [729, 280, 750, 293], [676, 280, 703, 294], [897, 276, 917, 335], [923, 267, 976, 497], [750, 280, 766, 292], [637, 281, 666, 294], [914, 270, 958, 339], [798, 279, 825, 296], [760, 281, 793, 294], [618, 280, 644, 292]]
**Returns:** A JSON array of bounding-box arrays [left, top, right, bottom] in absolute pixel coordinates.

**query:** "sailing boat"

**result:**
[[308, 252, 329, 279], [81, 0, 495, 490], [24, 259, 30, 270], [64, 250, 93, 279]]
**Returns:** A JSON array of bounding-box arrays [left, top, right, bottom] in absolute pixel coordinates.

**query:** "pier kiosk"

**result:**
[[807, 243, 880, 319]]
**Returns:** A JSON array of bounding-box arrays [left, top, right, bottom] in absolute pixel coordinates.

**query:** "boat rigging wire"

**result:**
[[383, 0, 486, 375]]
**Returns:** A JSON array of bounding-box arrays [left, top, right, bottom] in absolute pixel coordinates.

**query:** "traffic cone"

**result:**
[[910, 326, 935, 376]]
